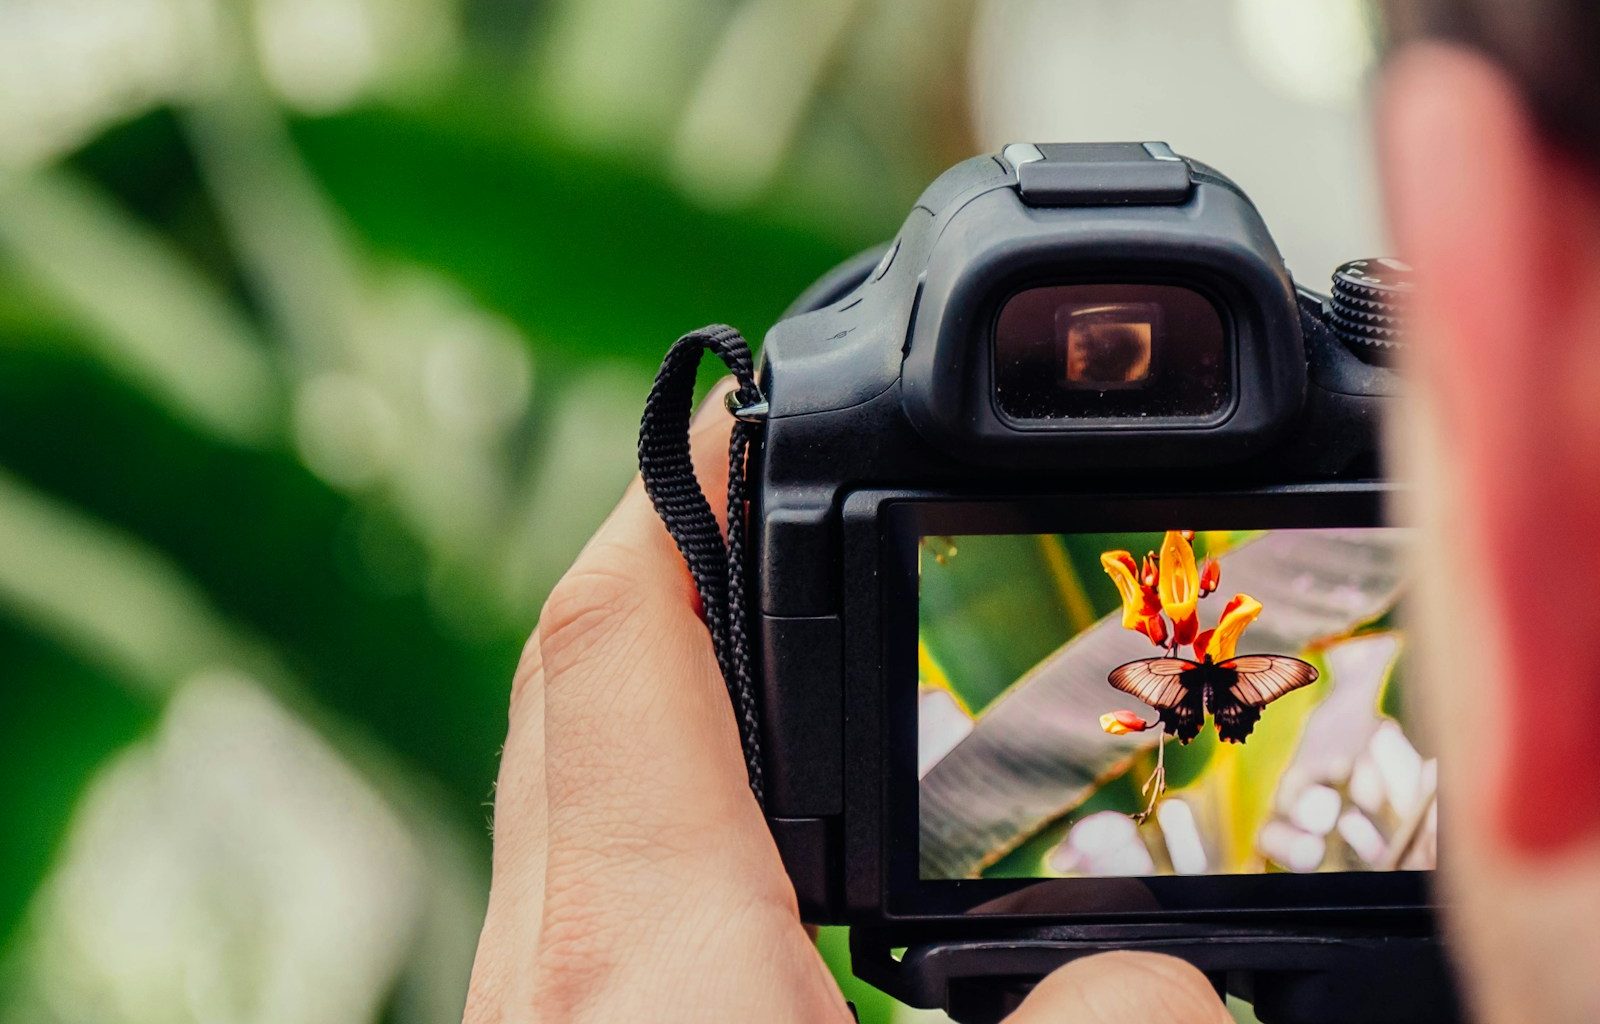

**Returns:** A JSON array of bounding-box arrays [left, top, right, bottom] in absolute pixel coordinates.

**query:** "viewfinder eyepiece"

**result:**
[[992, 283, 1229, 423]]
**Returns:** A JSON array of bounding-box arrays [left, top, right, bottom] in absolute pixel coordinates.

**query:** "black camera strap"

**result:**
[[638, 324, 767, 808]]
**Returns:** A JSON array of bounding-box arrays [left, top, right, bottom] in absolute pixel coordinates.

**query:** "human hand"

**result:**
[[463, 380, 1231, 1023]]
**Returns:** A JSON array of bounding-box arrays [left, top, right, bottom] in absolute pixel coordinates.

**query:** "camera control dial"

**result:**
[[1329, 257, 1413, 358]]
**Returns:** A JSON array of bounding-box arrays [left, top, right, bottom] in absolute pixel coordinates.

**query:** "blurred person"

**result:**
[[1381, 2, 1600, 1023], [463, 2, 1600, 1021]]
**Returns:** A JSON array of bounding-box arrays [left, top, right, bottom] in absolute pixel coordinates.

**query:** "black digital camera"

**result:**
[[643, 143, 1453, 1023]]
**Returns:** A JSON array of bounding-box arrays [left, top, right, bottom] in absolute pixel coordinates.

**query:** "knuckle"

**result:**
[[508, 630, 543, 710], [537, 555, 648, 673]]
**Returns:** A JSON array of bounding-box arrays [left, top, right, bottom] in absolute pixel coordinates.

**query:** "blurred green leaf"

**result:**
[[918, 535, 1079, 714], [0, 341, 512, 833], [816, 927, 898, 1024], [0, 167, 281, 445], [289, 104, 871, 367], [1379, 653, 1404, 721], [0, 621, 155, 969]]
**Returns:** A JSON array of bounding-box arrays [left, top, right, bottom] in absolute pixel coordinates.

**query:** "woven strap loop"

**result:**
[[637, 325, 766, 807]]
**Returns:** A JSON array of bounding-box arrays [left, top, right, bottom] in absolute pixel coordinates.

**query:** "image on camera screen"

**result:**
[[916, 528, 1435, 881]]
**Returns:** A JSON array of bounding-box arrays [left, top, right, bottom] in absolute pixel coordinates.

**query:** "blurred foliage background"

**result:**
[[0, 1, 1385, 1021]]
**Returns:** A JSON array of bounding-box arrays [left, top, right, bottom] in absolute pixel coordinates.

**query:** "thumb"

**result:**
[[1005, 952, 1231, 1024]]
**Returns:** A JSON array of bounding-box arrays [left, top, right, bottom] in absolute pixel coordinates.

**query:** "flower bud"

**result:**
[[1101, 710, 1152, 735], [1141, 612, 1169, 646], [1199, 557, 1221, 595]]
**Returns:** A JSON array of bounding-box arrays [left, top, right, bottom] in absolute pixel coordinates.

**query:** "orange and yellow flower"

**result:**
[[1157, 530, 1201, 646], [1099, 532, 1265, 665], [1193, 593, 1263, 663], [1100, 550, 1166, 644]]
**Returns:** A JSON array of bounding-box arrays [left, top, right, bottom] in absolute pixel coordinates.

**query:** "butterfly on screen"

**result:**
[[1107, 654, 1319, 743]]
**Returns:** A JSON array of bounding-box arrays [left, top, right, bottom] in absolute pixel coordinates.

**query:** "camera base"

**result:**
[[851, 926, 1462, 1024]]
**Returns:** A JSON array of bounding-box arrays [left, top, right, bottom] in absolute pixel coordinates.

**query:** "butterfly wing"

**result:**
[[1208, 655, 1320, 743], [1220, 655, 1320, 707], [1108, 658, 1205, 743], [1108, 657, 1196, 707]]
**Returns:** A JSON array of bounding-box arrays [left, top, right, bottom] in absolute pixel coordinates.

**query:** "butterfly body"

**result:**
[[1108, 654, 1319, 743]]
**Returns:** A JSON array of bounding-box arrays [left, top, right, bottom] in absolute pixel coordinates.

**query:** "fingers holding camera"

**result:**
[[469, 380, 851, 1022], [530, 376, 762, 870], [1005, 952, 1231, 1024]]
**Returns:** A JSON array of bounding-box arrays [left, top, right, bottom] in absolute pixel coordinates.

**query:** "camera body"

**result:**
[[745, 144, 1440, 1020]]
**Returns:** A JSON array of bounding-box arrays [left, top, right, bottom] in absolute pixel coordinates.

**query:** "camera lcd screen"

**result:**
[[916, 527, 1433, 882]]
